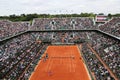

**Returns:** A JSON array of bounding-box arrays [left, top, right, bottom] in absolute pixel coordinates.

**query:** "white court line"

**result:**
[[60, 52, 62, 64], [72, 48, 76, 72], [72, 48, 75, 72], [45, 46, 52, 72], [29, 45, 48, 80], [47, 48, 56, 71], [70, 51, 73, 72], [69, 55, 71, 72], [47, 49, 56, 71], [77, 45, 92, 80], [47, 58, 53, 71], [45, 56, 51, 72]]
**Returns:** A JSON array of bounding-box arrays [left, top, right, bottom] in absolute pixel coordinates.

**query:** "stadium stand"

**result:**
[[0, 33, 48, 79], [82, 43, 115, 80], [0, 17, 120, 79], [31, 17, 94, 30], [87, 32, 120, 79], [0, 20, 29, 40], [99, 17, 120, 38]]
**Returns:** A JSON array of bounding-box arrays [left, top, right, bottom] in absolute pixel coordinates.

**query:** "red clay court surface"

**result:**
[[29, 45, 91, 80]]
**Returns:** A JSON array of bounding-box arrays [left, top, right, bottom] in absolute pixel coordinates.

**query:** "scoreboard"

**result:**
[[95, 15, 108, 22]]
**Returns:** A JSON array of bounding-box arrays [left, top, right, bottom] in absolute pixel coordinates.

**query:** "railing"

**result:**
[[0, 29, 120, 45]]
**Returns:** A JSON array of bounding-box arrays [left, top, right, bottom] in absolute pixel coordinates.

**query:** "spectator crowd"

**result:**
[[86, 32, 120, 79], [31, 17, 94, 30], [99, 17, 120, 38], [0, 20, 29, 40], [82, 43, 115, 80], [0, 33, 48, 79], [0, 17, 120, 79]]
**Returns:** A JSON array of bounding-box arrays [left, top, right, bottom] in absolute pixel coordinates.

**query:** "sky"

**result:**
[[0, 0, 120, 16]]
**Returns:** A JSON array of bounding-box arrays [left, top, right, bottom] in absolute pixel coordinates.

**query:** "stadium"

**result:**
[[0, 17, 120, 80], [0, 0, 120, 80]]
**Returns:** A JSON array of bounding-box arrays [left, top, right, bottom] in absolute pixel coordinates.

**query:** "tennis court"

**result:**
[[29, 45, 91, 80]]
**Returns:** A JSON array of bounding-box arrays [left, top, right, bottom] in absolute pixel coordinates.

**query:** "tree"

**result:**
[[108, 13, 112, 19], [98, 13, 104, 15]]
